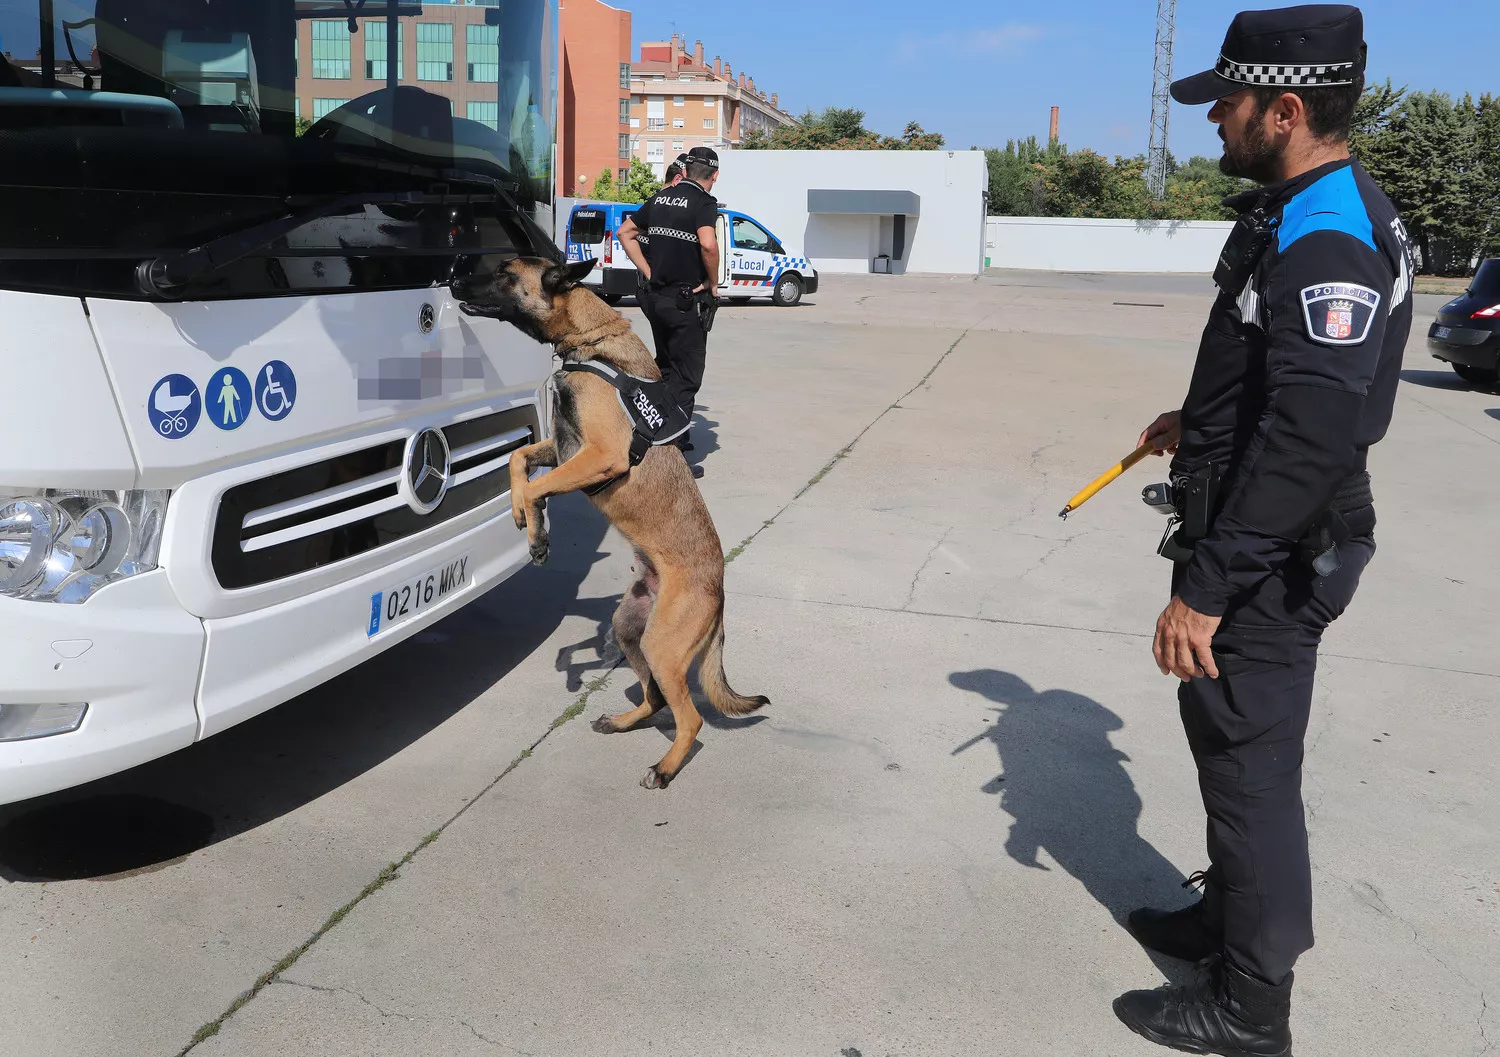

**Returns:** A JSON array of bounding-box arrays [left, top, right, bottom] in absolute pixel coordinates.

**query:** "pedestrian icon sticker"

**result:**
[[207, 367, 252, 431], [147, 374, 201, 439], [255, 360, 297, 422]]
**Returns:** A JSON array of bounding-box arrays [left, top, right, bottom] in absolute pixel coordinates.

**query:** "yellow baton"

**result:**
[[1058, 440, 1159, 519]]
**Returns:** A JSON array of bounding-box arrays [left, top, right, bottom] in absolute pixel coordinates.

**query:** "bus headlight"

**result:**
[[0, 490, 169, 603]]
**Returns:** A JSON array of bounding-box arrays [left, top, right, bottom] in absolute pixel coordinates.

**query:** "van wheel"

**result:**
[[772, 273, 804, 307], [1451, 363, 1500, 387]]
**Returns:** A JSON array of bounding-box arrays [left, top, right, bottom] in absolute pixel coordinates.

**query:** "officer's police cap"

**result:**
[[1171, 4, 1366, 105], [685, 146, 720, 170]]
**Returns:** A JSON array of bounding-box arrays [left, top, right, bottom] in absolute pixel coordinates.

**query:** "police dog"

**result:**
[[451, 256, 768, 789]]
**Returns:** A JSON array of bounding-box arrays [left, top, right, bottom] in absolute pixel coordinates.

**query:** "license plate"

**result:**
[[1434, 326, 1452, 339], [367, 554, 470, 637]]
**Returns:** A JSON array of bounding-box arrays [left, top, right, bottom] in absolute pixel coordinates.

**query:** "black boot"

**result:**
[[1127, 870, 1224, 962], [1113, 955, 1293, 1057]]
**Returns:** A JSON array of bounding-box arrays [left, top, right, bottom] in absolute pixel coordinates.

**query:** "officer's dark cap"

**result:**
[[1171, 4, 1366, 105], [685, 146, 719, 170]]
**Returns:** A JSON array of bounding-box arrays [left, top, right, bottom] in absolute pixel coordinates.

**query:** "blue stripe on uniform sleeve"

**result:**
[[1277, 165, 1377, 253]]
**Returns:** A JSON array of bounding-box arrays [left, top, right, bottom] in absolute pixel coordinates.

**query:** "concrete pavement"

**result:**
[[1, 272, 1496, 1056]]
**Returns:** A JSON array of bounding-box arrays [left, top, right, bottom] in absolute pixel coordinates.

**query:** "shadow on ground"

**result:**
[[949, 668, 1197, 982], [1486, 409, 1500, 421], [0, 494, 615, 883], [1400, 369, 1490, 392]]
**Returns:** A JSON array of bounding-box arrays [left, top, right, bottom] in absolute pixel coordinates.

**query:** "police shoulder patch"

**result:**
[[1299, 282, 1381, 346]]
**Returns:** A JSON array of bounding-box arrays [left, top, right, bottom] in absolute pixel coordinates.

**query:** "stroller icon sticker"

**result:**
[[148, 374, 201, 439], [255, 361, 297, 422]]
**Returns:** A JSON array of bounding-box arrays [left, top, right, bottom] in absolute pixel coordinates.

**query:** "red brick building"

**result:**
[[557, 0, 631, 198]]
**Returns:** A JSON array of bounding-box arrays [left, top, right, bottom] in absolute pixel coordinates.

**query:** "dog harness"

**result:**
[[560, 357, 692, 471]]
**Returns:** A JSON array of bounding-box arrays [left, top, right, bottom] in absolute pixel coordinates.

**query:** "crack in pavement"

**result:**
[[726, 589, 1500, 682], [277, 977, 413, 1021], [724, 328, 971, 564], [1328, 868, 1494, 1054], [173, 665, 622, 1055], [903, 527, 953, 610]]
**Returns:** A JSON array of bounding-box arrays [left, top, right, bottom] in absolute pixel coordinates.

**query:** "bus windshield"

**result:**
[[0, 0, 558, 300]]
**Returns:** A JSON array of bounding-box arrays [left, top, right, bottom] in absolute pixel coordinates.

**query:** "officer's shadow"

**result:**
[[950, 669, 1197, 982]]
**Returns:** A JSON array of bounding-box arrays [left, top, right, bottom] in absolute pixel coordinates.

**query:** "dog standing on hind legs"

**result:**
[[451, 256, 768, 789]]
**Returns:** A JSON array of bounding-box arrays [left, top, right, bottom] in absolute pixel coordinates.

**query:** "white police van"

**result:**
[[564, 201, 817, 307], [0, 0, 561, 804]]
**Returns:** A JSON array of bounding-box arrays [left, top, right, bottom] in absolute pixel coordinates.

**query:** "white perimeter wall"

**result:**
[[985, 216, 1235, 273], [715, 149, 989, 275]]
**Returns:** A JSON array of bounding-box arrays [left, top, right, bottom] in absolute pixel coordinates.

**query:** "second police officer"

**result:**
[[618, 146, 722, 475]]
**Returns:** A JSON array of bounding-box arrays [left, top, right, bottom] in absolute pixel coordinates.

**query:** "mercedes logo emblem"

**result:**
[[419, 303, 436, 335], [400, 427, 451, 514]]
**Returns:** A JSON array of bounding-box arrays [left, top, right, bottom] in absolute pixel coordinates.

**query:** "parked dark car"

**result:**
[[1428, 258, 1500, 387]]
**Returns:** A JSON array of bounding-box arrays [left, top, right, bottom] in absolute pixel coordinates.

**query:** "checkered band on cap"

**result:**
[[1216, 53, 1359, 87]]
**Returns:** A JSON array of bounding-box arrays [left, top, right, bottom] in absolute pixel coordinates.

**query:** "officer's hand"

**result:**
[[1154, 595, 1221, 682], [1138, 410, 1182, 456]]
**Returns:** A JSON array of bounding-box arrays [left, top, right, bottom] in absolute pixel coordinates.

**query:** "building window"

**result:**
[[646, 141, 664, 162], [467, 101, 499, 129], [295, 97, 300, 119], [312, 98, 349, 119], [619, 63, 630, 88], [619, 168, 629, 183], [311, 21, 351, 79], [630, 118, 640, 129], [652, 74, 664, 82], [363, 21, 403, 81], [705, 97, 714, 106], [672, 140, 684, 150], [703, 118, 715, 130], [679, 74, 692, 82], [672, 118, 684, 129], [629, 137, 640, 152], [673, 95, 684, 106], [618, 133, 630, 157], [416, 23, 453, 82], [466, 24, 499, 82], [618, 97, 630, 122]]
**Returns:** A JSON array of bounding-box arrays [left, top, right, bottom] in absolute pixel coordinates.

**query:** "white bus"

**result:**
[[0, 0, 561, 804]]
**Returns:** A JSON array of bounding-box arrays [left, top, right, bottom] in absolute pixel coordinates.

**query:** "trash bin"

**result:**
[[873, 254, 891, 274]]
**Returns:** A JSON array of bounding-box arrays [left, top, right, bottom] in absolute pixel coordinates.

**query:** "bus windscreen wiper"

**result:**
[[133, 186, 501, 298]]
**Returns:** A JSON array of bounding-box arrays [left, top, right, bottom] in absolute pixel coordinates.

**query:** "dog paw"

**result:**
[[640, 766, 672, 790], [591, 714, 618, 734], [512, 505, 527, 530], [529, 534, 549, 565]]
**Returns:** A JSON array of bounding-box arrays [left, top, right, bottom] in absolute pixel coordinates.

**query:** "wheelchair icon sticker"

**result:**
[[147, 374, 201, 439], [255, 360, 297, 422]]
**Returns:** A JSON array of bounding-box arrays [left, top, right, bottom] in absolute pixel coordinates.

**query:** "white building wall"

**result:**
[[984, 216, 1236, 273], [715, 149, 988, 275]]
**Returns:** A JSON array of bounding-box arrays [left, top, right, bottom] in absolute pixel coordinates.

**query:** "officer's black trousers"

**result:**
[[643, 288, 707, 426], [1173, 513, 1375, 987]]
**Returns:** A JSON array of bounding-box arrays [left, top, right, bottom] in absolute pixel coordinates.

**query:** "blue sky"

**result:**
[[621, 0, 1495, 162]]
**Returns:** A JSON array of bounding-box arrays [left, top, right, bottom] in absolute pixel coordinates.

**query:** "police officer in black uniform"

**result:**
[[617, 147, 721, 471], [1115, 7, 1413, 1055]]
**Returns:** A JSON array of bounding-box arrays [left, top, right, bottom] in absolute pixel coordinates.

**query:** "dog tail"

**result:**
[[698, 609, 769, 718]]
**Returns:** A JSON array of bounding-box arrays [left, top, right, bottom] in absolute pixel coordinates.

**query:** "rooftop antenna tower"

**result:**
[[1146, 0, 1176, 199]]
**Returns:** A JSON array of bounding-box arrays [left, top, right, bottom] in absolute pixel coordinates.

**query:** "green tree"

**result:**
[[592, 167, 617, 202], [741, 107, 946, 151], [295, 117, 313, 137], [616, 157, 662, 204], [984, 136, 1065, 216]]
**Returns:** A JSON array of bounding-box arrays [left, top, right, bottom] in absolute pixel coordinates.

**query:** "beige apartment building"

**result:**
[[627, 34, 795, 179]]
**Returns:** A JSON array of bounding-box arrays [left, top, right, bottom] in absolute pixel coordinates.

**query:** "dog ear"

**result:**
[[541, 258, 596, 296]]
